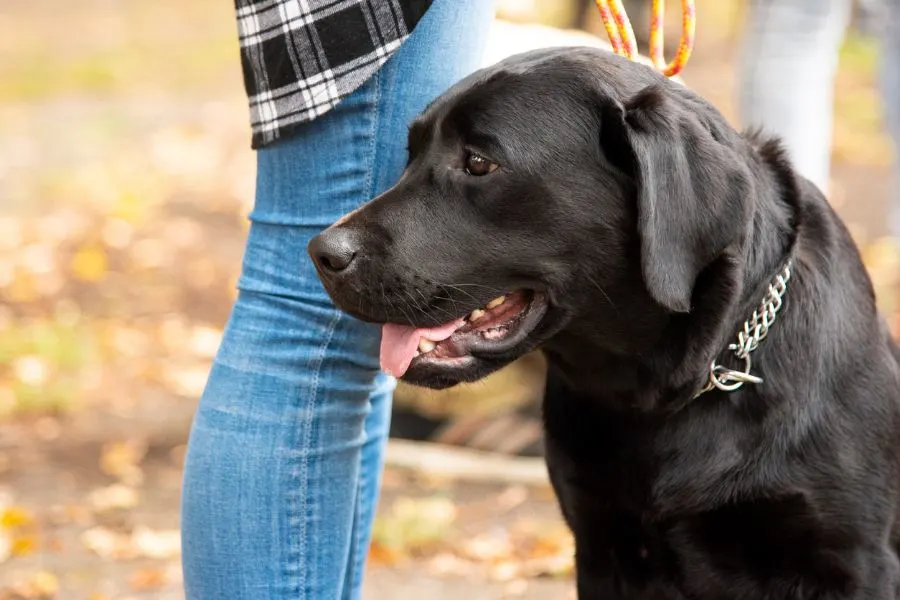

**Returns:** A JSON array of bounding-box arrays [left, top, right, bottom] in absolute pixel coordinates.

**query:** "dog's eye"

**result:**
[[464, 152, 498, 176]]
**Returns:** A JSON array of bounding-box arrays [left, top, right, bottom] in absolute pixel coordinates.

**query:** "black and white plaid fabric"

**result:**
[[235, 0, 434, 148]]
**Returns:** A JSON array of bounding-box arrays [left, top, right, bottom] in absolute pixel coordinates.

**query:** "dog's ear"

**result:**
[[599, 85, 752, 313]]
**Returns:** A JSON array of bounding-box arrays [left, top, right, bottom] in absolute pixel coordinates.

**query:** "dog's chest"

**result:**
[[542, 393, 746, 517], [542, 399, 854, 597]]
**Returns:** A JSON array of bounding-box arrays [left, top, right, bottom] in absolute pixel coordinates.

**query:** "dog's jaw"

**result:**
[[389, 290, 552, 388]]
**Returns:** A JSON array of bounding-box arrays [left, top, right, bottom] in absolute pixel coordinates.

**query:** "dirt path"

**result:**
[[0, 420, 573, 599]]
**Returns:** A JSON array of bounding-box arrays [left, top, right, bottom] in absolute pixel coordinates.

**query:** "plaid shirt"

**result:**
[[235, 0, 434, 148]]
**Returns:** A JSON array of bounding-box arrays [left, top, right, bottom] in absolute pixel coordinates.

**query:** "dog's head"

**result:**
[[309, 47, 755, 389]]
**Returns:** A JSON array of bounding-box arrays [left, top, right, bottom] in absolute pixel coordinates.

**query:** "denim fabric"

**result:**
[[737, 0, 853, 193], [739, 0, 900, 236], [180, 1, 494, 598], [878, 0, 900, 236]]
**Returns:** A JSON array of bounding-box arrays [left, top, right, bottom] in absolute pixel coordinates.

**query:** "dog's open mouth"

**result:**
[[379, 290, 548, 377]]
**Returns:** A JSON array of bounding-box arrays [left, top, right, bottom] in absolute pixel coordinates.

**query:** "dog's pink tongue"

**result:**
[[380, 319, 465, 377]]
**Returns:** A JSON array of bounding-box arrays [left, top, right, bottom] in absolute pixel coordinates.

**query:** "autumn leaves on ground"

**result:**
[[1, 0, 898, 598]]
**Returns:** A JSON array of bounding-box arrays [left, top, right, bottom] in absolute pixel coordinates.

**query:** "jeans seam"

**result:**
[[345, 64, 383, 599], [295, 309, 343, 599], [363, 61, 383, 204], [342, 465, 367, 599]]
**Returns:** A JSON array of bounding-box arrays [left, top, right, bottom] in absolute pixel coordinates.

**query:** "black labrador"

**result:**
[[308, 47, 900, 598]]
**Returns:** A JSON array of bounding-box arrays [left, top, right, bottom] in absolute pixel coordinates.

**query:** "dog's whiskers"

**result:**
[[381, 283, 414, 324], [585, 273, 619, 317], [394, 301, 416, 325], [409, 291, 460, 322], [402, 289, 434, 322], [414, 288, 460, 322], [435, 281, 506, 298]]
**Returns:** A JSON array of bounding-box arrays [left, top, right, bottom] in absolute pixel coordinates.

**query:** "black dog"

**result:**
[[308, 47, 900, 598]]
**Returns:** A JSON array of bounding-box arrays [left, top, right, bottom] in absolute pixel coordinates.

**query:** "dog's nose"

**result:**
[[308, 228, 359, 274]]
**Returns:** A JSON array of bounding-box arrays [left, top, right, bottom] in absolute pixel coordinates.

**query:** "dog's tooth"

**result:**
[[469, 308, 485, 322], [418, 338, 436, 353], [486, 296, 506, 309]]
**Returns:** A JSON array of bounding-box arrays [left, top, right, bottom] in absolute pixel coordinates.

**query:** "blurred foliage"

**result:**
[[835, 32, 895, 167], [0, 0, 239, 100], [0, 318, 96, 415]]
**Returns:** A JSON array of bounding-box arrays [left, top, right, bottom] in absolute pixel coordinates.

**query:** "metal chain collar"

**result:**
[[694, 260, 793, 399]]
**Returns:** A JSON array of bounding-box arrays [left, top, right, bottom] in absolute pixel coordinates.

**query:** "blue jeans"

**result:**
[[879, 0, 900, 236], [180, 2, 494, 598], [738, 0, 852, 193], [738, 0, 900, 236]]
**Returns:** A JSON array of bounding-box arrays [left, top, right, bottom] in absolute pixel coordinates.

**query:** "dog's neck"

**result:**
[[679, 137, 801, 402], [543, 136, 802, 412]]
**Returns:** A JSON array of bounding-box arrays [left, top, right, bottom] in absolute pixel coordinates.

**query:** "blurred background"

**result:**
[[0, 0, 897, 598]]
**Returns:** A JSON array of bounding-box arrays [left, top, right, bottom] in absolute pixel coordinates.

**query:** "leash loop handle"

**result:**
[[594, 0, 696, 77], [594, 0, 639, 60], [649, 0, 696, 77]]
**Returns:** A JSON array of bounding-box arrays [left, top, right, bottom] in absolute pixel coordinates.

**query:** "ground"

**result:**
[[1, 0, 898, 598]]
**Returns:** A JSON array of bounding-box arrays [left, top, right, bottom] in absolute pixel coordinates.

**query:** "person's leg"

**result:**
[[180, 2, 494, 599], [878, 0, 900, 237], [737, 0, 852, 193]]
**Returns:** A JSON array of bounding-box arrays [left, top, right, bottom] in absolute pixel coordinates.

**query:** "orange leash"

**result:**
[[594, 0, 695, 77], [594, 0, 639, 60]]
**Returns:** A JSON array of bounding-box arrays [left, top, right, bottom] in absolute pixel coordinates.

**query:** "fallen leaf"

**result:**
[[496, 485, 528, 510], [489, 559, 520, 582], [99, 440, 146, 485], [519, 524, 573, 559], [29, 571, 58, 597], [4, 570, 61, 599], [372, 496, 457, 559], [129, 567, 167, 591], [88, 483, 139, 512], [70, 245, 108, 282], [11, 535, 37, 557], [393, 496, 456, 526], [1, 507, 35, 529], [516, 553, 574, 579], [81, 526, 131, 560], [460, 529, 513, 562], [426, 552, 475, 577], [367, 541, 403, 567], [3, 271, 39, 304], [131, 525, 181, 559]]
